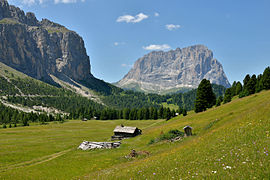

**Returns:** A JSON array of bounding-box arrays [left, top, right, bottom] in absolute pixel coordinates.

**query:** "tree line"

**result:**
[[222, 66, 270, 103], [68, 105, 187, 121], [195, 66, 270, 113], [0, 102, 63, 128]]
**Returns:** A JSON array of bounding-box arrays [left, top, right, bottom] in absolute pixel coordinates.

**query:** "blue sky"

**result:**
[[8, 0, 270, 84]]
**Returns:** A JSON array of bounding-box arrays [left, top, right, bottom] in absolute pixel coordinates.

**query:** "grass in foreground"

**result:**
[[0, 91, 270, 179]]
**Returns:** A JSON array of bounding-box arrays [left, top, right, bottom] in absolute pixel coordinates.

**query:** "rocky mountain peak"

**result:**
[[0, 0, 39, 26], [0, 0, 92, 84], [116, 45, 230, 94]]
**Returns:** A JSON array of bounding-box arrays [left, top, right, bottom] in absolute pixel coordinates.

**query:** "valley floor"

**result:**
[[0, 91, 270, 179]]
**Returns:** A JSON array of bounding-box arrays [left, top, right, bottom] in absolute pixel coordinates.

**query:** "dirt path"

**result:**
[[0, 148, 73, 172]]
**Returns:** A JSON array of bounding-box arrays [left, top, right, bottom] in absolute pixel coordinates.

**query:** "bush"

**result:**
[[149, 129, 185, 144], [148, 139, 156, 145]]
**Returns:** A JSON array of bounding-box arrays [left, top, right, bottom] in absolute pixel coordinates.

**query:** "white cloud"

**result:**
[[116, 13, 148, 23], [11, 0, 85, 5], [54, 0, 82, 4], [166, 24, 181, 31], [114, 42, 126, 46], [154, 12, 159, 17], [121, 64, 133, 68], [21, 0, 36, 5], [143, 44, 171, 51]]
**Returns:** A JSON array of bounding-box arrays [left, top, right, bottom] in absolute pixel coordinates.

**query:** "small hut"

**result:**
[[111, 125, 142, 140], [183, 125, 192, 136]]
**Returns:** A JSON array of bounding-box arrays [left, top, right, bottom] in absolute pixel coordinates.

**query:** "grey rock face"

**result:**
[[117, 45, 230, 93], [0, 0, 92, 83]]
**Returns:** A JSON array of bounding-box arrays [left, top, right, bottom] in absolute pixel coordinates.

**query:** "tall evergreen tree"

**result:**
[[246, 74, 257, 95], [194, 79, 216, 113], [255, 74, 263, 93], [223, 88, 232, 104], [182, 109, 187, 116], [231, 81, 237, 96], [243, 74, 251, 90], [262, 67, 270, 90], [123, 108, 130, 120], [158, 106, 164, 119], [153, 108, 158, 120], [235, 81, 243, 95]]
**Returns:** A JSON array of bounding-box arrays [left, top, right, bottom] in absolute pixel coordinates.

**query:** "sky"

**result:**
[[7, 0, 270, 84]]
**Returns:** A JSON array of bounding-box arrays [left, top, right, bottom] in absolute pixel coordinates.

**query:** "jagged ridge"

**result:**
[[116, 45, 231, 94]]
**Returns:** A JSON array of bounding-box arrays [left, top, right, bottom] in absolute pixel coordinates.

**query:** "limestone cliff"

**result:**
[[0, 0, 98, 87], [116, 45, 231, 94]]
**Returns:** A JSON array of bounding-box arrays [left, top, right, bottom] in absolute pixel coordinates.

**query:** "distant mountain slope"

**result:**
[[0, 62, 103, 115], [0, 0, 113, 95], [116, 45, 231, 94]]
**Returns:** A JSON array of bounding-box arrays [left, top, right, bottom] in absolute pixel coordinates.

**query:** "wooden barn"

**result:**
[[111, 125, 142, 140]]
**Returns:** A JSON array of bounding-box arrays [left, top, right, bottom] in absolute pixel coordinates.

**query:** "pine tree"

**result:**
[[223, 88, 232, 103], [123, 108, 130, 120], [231, 81, 237, 96], [137, 108, 144, 120], [255, 74, 263, 93], [182, 109, 187, 116], [262, 67, 270, 90], [216, 96, 223, 106], [177, 106, 183, 115], [165, 108, 171, 120], [235, 81, 243, 95], [194, 79, 216, 113], [153, 108, 158, 120], [158, 106, 164, 119], [143, 107, 150, 120], [246, 74, 257, 95], [171, 109, 176, 117], [239, 74, 252, 98]]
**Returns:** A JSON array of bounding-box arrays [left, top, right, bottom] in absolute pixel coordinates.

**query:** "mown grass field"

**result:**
[[1, 91, 270, 179]]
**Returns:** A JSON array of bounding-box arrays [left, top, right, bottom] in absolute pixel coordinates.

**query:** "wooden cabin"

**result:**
[[183, 125, 193, 136], [111, 125, 142, 140]]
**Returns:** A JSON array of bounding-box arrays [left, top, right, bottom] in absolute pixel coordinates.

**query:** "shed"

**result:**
[[111, 125, 142, 140], [183, 125, 193, 136]]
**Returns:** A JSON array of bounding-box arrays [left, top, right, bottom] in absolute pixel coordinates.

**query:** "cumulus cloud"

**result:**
[[54, 0, 85, 4], [154, 12, 159, 17], [116, 13, 148, 23], [143, 44, 171, 51], [10, 0, 85, 5], [166, 24, 181, 31]]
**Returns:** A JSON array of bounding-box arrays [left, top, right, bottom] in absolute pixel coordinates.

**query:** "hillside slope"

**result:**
[[96, 90, 270, 179], [0, 90, 269, 179], [0, 62, 103, 115]]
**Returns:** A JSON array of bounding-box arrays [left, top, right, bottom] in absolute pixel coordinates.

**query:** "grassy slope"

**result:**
[[0, 91, 269, 179]]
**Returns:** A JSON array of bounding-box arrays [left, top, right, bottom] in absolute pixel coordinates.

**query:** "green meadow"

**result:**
[[1, 90, 270, 179]]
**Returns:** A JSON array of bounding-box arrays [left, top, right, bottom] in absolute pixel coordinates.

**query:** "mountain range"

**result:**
[[0, 0, 229, 107]]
